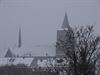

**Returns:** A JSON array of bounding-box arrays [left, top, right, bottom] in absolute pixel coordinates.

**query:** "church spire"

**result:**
[[18, 27, 21, 48], [62, 12, 71, 30]]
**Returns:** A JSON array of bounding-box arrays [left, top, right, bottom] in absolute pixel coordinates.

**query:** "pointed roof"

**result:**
[[18, 27, 22, 48], [62, 12, 71, 30], [5, 48, 14, 57]]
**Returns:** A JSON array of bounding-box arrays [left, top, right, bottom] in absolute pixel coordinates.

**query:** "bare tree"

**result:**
[[57, 25, 100, 75]]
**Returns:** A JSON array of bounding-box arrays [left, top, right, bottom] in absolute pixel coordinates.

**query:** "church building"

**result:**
[[2, 12, 72, 68]]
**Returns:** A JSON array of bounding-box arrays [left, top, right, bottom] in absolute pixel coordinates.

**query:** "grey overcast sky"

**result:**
[[0, 0, 99, 49]]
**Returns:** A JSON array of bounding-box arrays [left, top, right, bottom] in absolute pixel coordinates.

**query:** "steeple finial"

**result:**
[[18, 27, 21, 48], [62, 12, 71, 30]]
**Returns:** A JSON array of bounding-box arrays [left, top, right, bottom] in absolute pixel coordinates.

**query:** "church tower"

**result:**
[[56, 12, 71, 56], [18, 27, 22, 48]]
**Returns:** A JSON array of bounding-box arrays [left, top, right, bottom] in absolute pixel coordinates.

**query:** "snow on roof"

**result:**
[[0, 57, 56, 68], [13, 58, 33, 66], [10, 45, 56, 57], [0, 58, 9, 66], [37, 58, 55, 67], [0, 57, 33, 66]]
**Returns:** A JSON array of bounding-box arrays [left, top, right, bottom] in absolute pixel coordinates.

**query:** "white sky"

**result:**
[[0, 0, 99, 49]]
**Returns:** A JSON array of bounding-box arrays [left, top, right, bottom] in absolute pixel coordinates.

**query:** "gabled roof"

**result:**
[[5, 48, 15, 57], [9, 45, 56, 57]]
